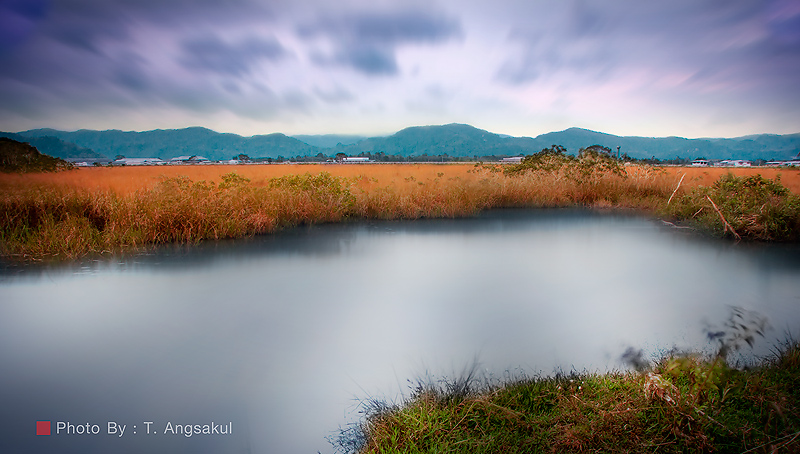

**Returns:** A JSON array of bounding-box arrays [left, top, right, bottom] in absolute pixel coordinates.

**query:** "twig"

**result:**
[[667, 174, 685, 206], [740, 430, 800, 453], [695, 408, 735, 435], [775, 430, 800, 451], [706, 195, 741, 241]]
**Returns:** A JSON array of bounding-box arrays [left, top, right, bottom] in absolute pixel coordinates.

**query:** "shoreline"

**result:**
[[2, 164, 799, 262]]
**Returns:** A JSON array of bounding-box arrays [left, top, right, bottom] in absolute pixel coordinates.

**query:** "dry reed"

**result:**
[[2, 164, 798, 261]]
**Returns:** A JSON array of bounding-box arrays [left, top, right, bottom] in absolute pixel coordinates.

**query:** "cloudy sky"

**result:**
[[1, 0, 799, 138]]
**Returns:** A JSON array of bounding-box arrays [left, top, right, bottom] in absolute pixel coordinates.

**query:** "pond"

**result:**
[[1, 209, 799, 453]]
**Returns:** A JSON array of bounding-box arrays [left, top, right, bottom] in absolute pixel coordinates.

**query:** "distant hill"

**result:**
[[15, 127, 319, 161], [332, 124, 800, 160], [0, 132, 105, 159], [0, 137, 73, 172], [10, 124, 800, 161], [291, 134, 368, 148], [530, 128, 800, 161], [333, 123, 542, 157]]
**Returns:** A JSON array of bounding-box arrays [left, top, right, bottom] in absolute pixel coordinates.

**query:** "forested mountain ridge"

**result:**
[[7, 124, 799, 161]]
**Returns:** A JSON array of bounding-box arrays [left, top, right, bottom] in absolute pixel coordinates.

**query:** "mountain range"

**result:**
[[0, 131, 106, 160], [3, 124, 799, 162]]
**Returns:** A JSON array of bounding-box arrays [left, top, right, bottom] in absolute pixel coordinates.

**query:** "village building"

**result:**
[[169, 155, 210, 164], [112, 157, 165, 166]]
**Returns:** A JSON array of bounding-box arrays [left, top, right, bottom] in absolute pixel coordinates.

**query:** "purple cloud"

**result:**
[[0, 0, 50, 52], [299, 8, 462, 76], [179, 35, 287, 76]]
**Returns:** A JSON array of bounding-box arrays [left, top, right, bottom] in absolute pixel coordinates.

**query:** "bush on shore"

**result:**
[[665, 173, 800, 241]]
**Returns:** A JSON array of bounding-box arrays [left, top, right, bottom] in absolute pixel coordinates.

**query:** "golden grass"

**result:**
[[2, 163, 797, 195], [0, 164, 476, 195], [659, 166, 800, 194], [2, 163, 799, 260]]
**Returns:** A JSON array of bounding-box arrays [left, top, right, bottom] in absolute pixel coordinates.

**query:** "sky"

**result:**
[[1, 0, 799, 139]]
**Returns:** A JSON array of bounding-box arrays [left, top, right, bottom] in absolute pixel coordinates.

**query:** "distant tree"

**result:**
[[335, 152, 346, 162], [236, 154, 251, 162], [579, 145, 613, 158], [543, 145, 568, 155]]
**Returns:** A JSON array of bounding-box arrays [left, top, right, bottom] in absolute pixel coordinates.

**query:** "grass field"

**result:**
[[2, 163, 799, 260], [2, 163, 799, 195], [662, 166, 800, 194]]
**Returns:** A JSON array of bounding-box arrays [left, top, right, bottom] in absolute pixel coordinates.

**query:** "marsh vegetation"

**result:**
[[2, 149, 800, 260]]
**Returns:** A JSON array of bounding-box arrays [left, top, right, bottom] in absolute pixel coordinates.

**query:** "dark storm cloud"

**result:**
[[0, 0, 277, 72], [342, 45, 399, 75], [0, 0, 293, 124], [299, 9, 462, 75], [311, 44, 399, 75], [179, 35, 287, 76], [31, 0, 269, 53], [299, 9, 461, 44], [0, 0, 49, 52]]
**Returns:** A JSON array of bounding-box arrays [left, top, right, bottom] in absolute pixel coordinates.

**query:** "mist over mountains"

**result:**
[[3, 124, 799, 162]]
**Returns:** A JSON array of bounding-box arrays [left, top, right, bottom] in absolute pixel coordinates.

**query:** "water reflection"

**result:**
[[0, 209, 799, 453]]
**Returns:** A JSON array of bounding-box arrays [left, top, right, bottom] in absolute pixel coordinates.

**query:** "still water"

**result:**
[[1, 209, 799, 453]]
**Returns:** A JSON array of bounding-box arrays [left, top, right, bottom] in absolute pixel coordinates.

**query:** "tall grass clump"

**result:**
[[122, 173, 277, 246], [504, 146, 625, 203], [666, 173, 800, 241], [0, 172, 275, 258], [268, 172, 356, 225], [0, 187, 116, 259], [352, 172, 496, 220], [502, 145, 672, 208], [0, 171, 366, 260]]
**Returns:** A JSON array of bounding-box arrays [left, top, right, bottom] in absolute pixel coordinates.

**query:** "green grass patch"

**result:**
[[340, 340, 800, 454]]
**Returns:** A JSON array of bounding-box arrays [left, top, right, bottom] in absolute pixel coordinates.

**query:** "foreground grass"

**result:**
[[339, 340, 800, 454], [2, 158, 800, 260]]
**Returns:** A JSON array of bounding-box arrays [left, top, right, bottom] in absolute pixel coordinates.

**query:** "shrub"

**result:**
[[667, 174, 800, 241]]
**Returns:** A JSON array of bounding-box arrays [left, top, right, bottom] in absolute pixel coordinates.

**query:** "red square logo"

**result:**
[[36, 421, 51, 436]]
